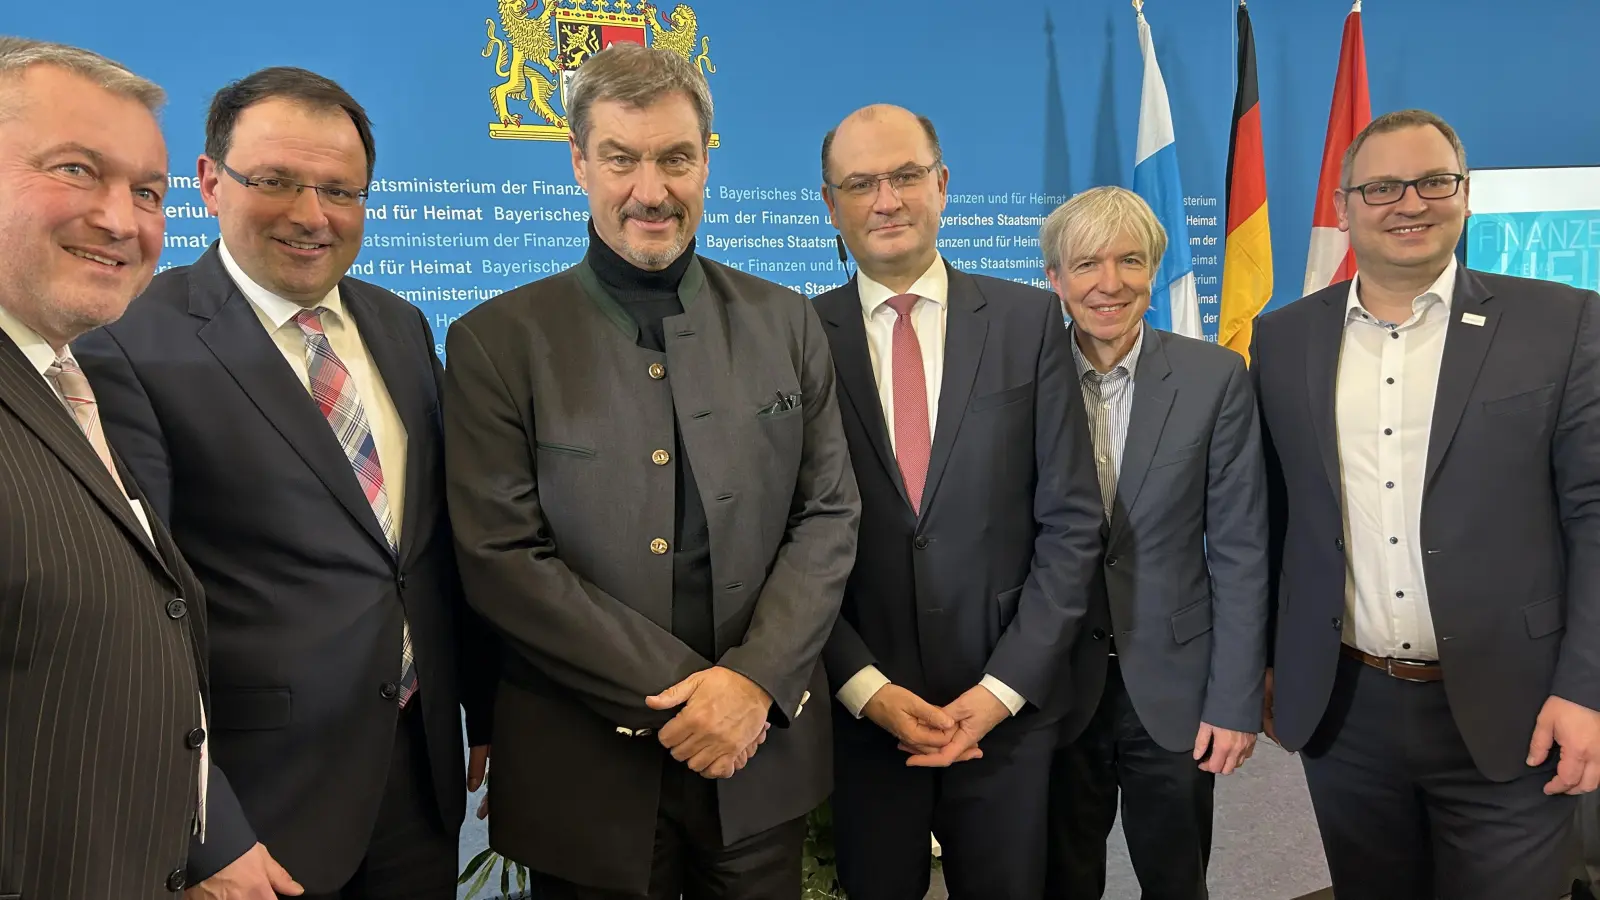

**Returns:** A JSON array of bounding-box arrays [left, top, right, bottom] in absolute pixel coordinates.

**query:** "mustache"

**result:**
[[620, 200, 687, 224]]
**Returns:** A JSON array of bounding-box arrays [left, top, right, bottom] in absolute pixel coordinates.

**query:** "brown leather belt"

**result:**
[[1340, 643, 1443, 683]]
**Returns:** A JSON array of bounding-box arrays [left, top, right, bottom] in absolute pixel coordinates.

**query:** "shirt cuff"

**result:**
[[836, 665, 891, 718], [980, 674, 1026, 715]]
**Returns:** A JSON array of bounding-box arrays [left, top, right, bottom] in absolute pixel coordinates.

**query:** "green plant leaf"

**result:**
[[463, 853, 498, 900], [457, 847, 496, 886], [500, 857, 512, 897]]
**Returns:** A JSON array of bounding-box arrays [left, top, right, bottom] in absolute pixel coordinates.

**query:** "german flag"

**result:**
[[1219, 0, 1271, 363]]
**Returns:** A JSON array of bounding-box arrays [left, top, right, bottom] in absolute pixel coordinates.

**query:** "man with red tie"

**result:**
[[811, 104, 1105, 900], [74, 67, 496, 900]]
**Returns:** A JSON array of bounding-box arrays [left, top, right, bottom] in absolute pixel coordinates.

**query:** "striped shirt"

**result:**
[[1071, 325, 1145, 519]]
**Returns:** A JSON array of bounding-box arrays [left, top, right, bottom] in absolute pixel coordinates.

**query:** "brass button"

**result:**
[[652, 449, 670, 465], [650, 538, 669, 555], [648, 363, 666, 380]]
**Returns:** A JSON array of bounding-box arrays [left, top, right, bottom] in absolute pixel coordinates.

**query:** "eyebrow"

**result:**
[[42, 142, 167, 189], [595, 139, 700, 158], [1357, 165, 1458, 182], [838, 160, 926, 181]]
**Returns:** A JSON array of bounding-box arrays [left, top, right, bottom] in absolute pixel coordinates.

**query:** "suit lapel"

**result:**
[[920, 265, 987, 514], [1425, 268, 1497, 490], [189, 250, 392, 555], [1108, 326, 1174, 547], [0, 331, 170, 570], [344, 284, 431, 565], [1306, 286, 1348, 502], [816, 282, 911, 510]]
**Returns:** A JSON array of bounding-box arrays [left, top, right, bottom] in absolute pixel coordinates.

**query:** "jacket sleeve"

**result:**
[[1250, 325, 1287, 670], [442, 319, 710, 730], [718, 296, 861, 726], [1198, 355, 1270, 733], [1553, 290, 1600, 711], [982, 296, 1105, 708]]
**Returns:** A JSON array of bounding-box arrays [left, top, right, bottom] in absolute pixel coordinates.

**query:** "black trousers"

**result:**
[[832, 710, 1058, 900], [292, 702, 459, 900], [530, 761, 806, 900], [1301, 651, 1579, 900], [1046, 657, 1213, 900]]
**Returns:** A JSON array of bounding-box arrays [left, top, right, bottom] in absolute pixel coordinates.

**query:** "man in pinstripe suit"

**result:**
[[0, 38, 211, 899]]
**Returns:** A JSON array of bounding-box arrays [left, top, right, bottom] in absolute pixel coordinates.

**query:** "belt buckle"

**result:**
[[1383, 657, 1429, 683]]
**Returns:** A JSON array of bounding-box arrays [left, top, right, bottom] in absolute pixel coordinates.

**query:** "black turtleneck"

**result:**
[[585, 223, 714, 660]]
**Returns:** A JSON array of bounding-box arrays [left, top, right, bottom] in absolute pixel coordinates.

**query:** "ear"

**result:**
[[1334, 188, 1352, 234], [1045, 265, 1066, 300], [935, 164, 950, 213], [1462, 176, 1472, 219], [569, 136, 587, 191], [197, 156, 223, 217], [821, 183, 838, 224]]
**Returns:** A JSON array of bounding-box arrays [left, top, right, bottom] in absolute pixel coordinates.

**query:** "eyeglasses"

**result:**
[[217, 160, 369, 208], [826, 164, 938, 201], [1343, 173, 1465, 206]]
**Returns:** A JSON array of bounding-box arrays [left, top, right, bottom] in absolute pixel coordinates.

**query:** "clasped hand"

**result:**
[[865, 683, 1010, 767], [648, 666, 772, 779]]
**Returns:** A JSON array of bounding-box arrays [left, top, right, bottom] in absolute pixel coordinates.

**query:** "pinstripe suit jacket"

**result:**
[[0, 329, 208, 900]]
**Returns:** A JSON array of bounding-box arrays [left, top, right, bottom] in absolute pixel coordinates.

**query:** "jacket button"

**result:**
[[167, 868, 187, 891], [380, 682, 399, 701], [913, 536, 929, 549], [1091, 628, 1106, 640], [1331, 617, 1342, 630], [650, 538, 670, 555], [396, 574, 407, 590], [1335, 538, 1344, 551], [1106, 556, 1119, 567], [184, 727, 206, 750], [166, 598, 187, 619], [652, 449, 671, 465], [648, 363, 666, 380]]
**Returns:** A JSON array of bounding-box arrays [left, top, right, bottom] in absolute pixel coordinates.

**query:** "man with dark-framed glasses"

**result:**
[[74, 66, 497, 900], [1252, 108, 1600, 899], [812, 103, 1104, 899]]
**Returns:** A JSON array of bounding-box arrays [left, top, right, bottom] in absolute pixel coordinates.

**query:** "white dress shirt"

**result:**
[[1335, 256, 1457, 660], [220, 241, 409, 540], [834, 254, 1026, 718], [0, 301, 207, 839]]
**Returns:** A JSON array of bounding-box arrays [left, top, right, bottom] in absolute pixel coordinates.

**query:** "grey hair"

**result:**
[[0, 36, 164, 115], [1341, 108, 1468, 188], [567, 42, 712, 153], [1041, 186, 1167, 275]]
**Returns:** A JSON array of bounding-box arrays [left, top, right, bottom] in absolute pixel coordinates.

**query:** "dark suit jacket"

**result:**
[[73, 245, 496, 890], [442, 254, 859, 894], [1058, 325, 1268, 752], [0, 329, 208, 899], [815, 265, 1103, 727], [1252, 266, 1600, 780]]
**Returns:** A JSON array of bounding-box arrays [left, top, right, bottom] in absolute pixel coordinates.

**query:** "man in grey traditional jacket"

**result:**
[[441, 42, 860, 900]]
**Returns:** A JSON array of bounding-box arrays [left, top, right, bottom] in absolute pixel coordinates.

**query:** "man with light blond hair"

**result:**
[[1043, 186, 1269, 900]]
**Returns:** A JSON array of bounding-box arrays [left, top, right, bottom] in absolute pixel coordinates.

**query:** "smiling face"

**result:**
[[199, 97, 368, 305], [1337, 124, 1469, 283], [822, 105, 948, 288], [1049, 230, 1152, 365], [571, 91, 708, 271], [0, 64, 167, 347]]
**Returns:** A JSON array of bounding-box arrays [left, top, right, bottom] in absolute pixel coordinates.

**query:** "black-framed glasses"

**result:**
[[1343, 173, 1465, 206], [826, 163, 939, 201], [217, 160, 369, 208]]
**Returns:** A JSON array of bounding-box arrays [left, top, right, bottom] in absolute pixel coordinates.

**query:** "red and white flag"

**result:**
[[1303, 0, 1371, 294]]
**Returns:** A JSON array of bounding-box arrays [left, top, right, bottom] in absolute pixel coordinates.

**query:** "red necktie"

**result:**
[[887, 294, 931, 514]]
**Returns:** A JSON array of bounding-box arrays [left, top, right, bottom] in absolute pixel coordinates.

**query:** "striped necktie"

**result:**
[[292, 307, 417, 708]]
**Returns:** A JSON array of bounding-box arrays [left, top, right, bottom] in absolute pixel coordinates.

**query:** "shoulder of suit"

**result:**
[[1150, 328, 1247, 375], [106, 262, 196, 330], [696, 255, 807, 304], [1256, 279, 1347, 331], [1471, 269, 1597, 308], [339, 274, 424, 319], [454, 264, 585, 332]]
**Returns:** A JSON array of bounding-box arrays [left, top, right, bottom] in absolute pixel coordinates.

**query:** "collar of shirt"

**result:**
[[0, 301, 59, 378], [219, 239, 347, 330], [1345, 255, 1457, 328], [858, 252, 948, 320], [1070, 321, 1145, 383]]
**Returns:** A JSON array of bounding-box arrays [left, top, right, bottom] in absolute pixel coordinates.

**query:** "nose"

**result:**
[[1095, 261, 1124, 295], [1394, 182, 1430, 215], [285, 185, 331, 231], [871, 178, 904, 215], [632, 163, 670, 209], [84, 181, 141, 243]]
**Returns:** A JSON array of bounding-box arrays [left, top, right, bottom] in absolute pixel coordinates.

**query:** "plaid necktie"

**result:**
[[45, 350, 127, 496], [292, 308, 417, 708]]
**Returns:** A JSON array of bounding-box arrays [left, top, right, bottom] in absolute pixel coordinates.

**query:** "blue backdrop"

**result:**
[[11, 0, 1599, 352]]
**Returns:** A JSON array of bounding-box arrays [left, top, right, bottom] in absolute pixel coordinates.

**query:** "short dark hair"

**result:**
[[204, 66, 376, 182], [820, 111, 943, 184], [1341, 108, 1467, 188]]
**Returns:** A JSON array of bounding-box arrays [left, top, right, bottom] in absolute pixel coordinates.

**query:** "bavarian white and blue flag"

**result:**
[[1132, 4, 1202, 339]]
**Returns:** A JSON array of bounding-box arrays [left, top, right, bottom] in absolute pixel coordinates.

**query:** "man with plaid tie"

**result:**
[[75, 67, 497, 900], [811, 105, 1105, 900]]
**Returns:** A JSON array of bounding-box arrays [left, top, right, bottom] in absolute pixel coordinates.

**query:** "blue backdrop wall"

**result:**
[[10, 0, 1597, 351]]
